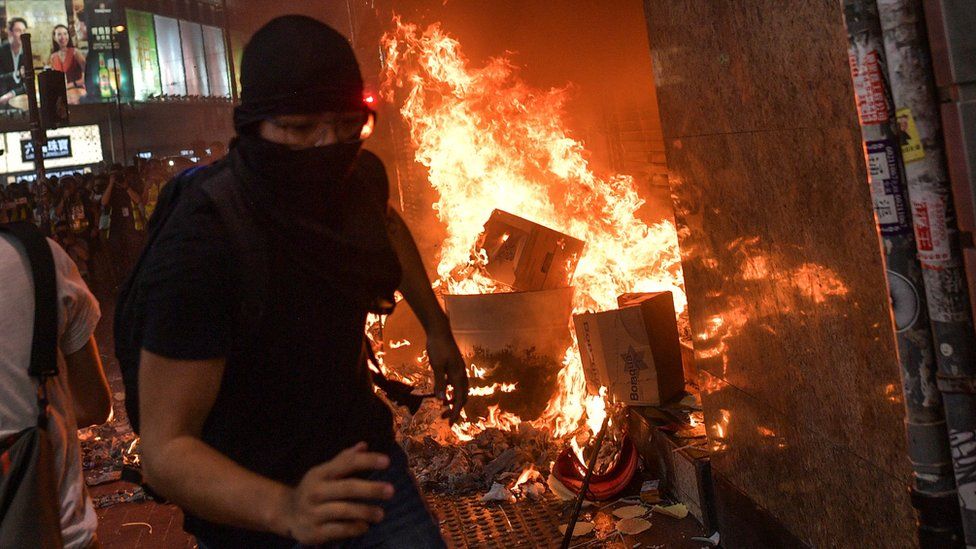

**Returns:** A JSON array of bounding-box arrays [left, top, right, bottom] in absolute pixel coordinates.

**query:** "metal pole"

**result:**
[[21, 34, 45, 182], [220, 0, 238, 102], [877, 1, 976, 545], [110, 24, 128, 164], [842, 3, 962, 545], [559, 414, 609, 549]]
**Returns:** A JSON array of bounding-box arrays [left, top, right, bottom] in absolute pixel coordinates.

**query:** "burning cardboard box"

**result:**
[[480, 209, 585, 292], [573, 292, 684, 406]]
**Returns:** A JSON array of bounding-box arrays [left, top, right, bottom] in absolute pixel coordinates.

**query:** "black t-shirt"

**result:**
[[139, 155, 399, 548]]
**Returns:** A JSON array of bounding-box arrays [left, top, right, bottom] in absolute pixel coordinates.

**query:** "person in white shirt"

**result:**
[[0, 231, 111, 548]]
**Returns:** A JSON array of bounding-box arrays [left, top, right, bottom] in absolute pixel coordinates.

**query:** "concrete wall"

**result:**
[[644, 1, 917, 546]]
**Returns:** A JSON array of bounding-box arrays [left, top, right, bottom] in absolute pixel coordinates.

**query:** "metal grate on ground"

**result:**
[[429, 493, 568, 549]]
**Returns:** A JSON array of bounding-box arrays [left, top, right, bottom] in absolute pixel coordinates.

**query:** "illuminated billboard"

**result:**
[[2, 123, 103, 173], [202, 24, 229, 97], [153, 14, 185, 96], [179, 20, 207, 96], [0, 2, 232, 107], [126, 9, 161, 100]]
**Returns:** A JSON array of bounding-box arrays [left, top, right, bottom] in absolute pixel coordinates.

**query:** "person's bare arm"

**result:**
[[385, 208, 469, 422], [139, 350, 394, 544], [100, 180, 113, 207], [74, 50, 86, 86], [63, 336, 111, 427]]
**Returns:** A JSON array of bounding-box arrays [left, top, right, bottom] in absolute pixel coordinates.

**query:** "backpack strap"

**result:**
[[0, 222, 59, 428], [0, 222, 58, 379], [199, 163, 268, 344]]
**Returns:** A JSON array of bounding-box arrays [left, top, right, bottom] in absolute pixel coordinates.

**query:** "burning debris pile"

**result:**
[[79, 408, 139, 488], [399, 406, 556, 495], [376, 17, 690, 500], [395, 398, 631, 498]]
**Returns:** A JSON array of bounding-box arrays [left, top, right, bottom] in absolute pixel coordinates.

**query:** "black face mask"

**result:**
[[236, 133, 363, 189]]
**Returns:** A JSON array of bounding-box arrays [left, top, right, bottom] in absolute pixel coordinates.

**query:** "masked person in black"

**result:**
[[136, 15, 467, 549]]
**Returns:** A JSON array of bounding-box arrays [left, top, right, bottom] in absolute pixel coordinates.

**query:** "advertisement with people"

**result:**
[[0, 0, 231, 111], [0, 0, 133, 107]]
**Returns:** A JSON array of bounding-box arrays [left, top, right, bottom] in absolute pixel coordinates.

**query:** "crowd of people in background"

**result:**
[[0, 157, 188, 297]]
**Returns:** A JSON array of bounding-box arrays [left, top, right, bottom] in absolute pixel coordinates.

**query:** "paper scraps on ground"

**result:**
[[616, 517, 652, 535], [652, 503, 689, 519], [481, 482, 515, 503], [612, 505, 648, 519], [523, 481, 546, 500], [640, 479, 662, 504], [558, 521, 595, 537], [547, 473, 594, 506]]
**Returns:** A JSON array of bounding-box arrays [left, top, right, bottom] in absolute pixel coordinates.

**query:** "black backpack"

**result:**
[[114, 155, 425, 435], [113, 159, 268, 434]]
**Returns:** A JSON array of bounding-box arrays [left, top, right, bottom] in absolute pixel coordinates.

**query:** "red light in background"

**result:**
[[364, 94, 376, 104]]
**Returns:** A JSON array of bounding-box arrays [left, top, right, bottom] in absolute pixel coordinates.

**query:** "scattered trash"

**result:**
[[616, 517, 652, 535], [612, 505, 648, 519], [85, 470, 121, 487], [558, 521, 595, 537], [691, 532, 721, 546], [547, 472, 579, 502], [481, 482, 516, 503], [640, 480, 662, 504], [91, 487, 147, 509], [651, 503, 689, 519], [522, 481, 547, 500], [79, 420, 141, 488], [400, 408, 558, 495]]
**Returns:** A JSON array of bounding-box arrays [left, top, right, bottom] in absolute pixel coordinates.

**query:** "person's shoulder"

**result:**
[[152, 173, 228, 246]]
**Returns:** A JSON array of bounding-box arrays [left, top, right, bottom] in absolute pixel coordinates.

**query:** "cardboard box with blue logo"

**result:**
[[573, 292, 685, 406]]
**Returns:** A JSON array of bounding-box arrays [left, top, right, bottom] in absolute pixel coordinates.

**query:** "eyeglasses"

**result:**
[[268, 109, 377, 146]]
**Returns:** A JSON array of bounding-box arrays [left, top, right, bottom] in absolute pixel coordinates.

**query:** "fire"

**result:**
[[467, 363, 488, 379], [451, 405, 522, 442], [381, 19, 685, 440], [513, 464, 538, 491], [468, 382, 518, 397]]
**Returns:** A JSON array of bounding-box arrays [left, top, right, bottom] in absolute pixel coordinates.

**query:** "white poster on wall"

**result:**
[[154, 15, 186, 96], [180, 20, 209, 97], [202, 24, 230, 97]]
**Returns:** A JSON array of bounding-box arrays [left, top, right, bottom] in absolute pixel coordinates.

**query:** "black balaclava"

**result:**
[[234, 15, 365, 187], [229, 15, 401, 312], [234, 15, 364, 131]]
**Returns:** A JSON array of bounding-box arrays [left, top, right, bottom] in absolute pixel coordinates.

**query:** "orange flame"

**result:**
[[513, 464, 538, 491], [381, 19, 686, 440]]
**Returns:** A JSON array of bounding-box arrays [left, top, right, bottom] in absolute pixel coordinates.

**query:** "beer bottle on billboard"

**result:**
[[99, 54, 111, 98]]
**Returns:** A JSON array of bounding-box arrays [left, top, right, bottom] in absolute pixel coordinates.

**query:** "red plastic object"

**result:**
[[552, 435, 638, 501]]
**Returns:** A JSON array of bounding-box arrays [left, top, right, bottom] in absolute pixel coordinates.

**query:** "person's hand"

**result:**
[[426, 328, 469, 424], [278, 442, 394, 545]]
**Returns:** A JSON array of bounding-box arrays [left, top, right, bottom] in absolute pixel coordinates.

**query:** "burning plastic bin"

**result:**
[[444, 286, 575, 421]]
